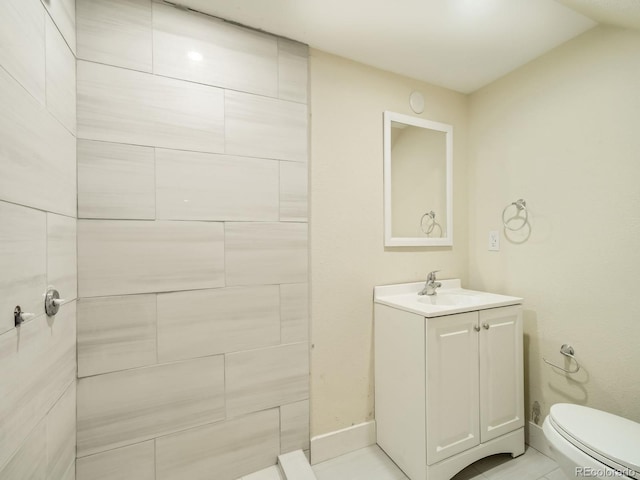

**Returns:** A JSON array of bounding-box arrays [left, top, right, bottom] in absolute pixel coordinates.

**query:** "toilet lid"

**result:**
[[550, 403, 640, 479]]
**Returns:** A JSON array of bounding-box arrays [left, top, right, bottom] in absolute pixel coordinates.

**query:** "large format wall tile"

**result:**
[[47, 213, 77, 304], [156, 409, 280, 480], [0, 420, 47, 479], [157, 286, 280, 363], [225, 222, 308, 286], [46, 382, 76, 480], [77, 0, 151, 72], [41, 0, 76, 54], [2, 0, 78, 476], [70, 5, 311, 478], [226, 342, 309, 417], [0, 202, 46, 335], [77, 355, 225, 457], [281, 400, 310, 454], [280, 161, 308, 222], [153, 2, 278, 97], [152, 74, 225, 153], [225, 90, 308, 162], [77, 60, 153, 140], [78, 220, 225, 297], [76, 441, 155, 480], [78, 294, 157, 377], [60, 462, 75, 480], [0, 0, 45, 104], [280, 283, 309, 344], [0, 66, 76, 216], [156, 149, 279, 221], [0, 303, 76, 469], [46, 16, 76, 134], [77, 61, 225, 153], [278, 39, 308, 103], [78, 140, 155, 219]]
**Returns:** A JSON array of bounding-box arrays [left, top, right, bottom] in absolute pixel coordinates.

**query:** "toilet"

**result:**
[[543, 403, 640, 480]]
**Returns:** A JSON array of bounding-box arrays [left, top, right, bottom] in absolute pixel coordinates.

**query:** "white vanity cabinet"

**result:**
[[374, 281, 524, 480]]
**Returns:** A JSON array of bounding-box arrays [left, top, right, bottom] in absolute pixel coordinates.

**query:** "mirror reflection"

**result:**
[[391, 122, 447, 237], [384, 112, 453, 246]]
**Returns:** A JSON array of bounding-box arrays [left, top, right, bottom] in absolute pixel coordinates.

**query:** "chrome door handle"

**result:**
[[482, 323, 490, 330], [474, 325, 481, 332]]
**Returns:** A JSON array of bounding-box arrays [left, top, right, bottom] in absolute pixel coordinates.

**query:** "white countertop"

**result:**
[[374, 279, 523, 318]]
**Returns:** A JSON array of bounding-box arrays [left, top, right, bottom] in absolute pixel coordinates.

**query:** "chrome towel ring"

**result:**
[[502, 198, 528, 231], [420, 211, 436, 235], [543, 344, 581, 374]]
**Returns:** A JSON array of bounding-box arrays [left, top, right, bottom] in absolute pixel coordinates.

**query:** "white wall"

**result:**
[[0, 0, 77, 477], [309, 50, 468, 436], [468, 25, 640, 424]]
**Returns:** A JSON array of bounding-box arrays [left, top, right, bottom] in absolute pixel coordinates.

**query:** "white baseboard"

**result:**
[[309, 420, 551, 467], [526, 420, 554, 459], [310, 421, 376, 465]]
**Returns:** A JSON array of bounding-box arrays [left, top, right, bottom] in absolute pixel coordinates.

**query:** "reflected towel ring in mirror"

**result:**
[[420, 211, 436, 235], [502, 199, 528, 231]]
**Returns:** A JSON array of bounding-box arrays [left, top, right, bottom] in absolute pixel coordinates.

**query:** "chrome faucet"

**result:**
[[418, 270, 442, 296]]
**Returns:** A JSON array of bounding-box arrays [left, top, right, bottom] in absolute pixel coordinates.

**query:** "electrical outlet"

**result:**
[[488, 230, 500, 251]]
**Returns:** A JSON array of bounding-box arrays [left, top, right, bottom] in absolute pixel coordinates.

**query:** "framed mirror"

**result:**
[[383, 111, 453, 246]]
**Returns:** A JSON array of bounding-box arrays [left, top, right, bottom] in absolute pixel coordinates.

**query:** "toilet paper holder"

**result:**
[[543, 344, 581, 374]]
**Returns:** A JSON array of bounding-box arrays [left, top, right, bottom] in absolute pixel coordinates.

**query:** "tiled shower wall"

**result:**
[[0, 0, 77, 478], [75, 1, 309, 479]]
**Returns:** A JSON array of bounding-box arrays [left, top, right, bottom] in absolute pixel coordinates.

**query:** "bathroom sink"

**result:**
[[416, 292, 482, 306], [374, 279, 522, 318]]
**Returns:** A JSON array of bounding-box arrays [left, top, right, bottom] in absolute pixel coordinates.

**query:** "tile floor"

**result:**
[[312, 444, 570, 480]]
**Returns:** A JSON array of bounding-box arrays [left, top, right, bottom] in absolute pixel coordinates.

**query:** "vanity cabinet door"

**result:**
[[426, 311, 480, 465], [479, 306, 524, 443]]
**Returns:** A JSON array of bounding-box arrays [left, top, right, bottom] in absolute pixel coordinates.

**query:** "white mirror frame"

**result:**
[[383, 111, 453, 247]]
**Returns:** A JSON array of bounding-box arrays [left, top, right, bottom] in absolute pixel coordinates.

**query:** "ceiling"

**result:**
[[171, 0, 637, 93]]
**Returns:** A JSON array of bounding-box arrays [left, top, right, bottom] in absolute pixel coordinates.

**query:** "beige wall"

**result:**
[[310, 24, 640, 438], [467, 26, 640, 424], [309, 50, 469, 436]]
